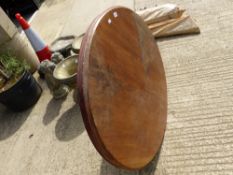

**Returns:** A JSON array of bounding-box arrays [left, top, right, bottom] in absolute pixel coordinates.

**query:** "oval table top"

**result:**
[[77, 7, 167, 170]]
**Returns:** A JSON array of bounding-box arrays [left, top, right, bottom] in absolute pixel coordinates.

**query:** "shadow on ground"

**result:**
[[43, 98, 65, 125], [0, 104, 32, 140], [55, 104, 85, 141], [100, 148, 161, 175]]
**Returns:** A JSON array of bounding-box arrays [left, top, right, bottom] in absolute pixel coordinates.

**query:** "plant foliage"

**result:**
[[0, 52, 29, 79]]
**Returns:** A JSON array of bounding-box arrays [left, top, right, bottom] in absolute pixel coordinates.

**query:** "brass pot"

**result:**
[[53, 54, 78, 85]]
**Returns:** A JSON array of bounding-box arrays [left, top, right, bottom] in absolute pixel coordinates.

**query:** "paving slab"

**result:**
[[61, 0, 134, 37], [31, 0, 134, 44], [135, 0, 233, 174], [30, 0, 75, 44]]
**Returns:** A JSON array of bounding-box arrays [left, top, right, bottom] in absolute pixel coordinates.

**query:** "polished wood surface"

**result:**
[[77, 7, 167, 170]]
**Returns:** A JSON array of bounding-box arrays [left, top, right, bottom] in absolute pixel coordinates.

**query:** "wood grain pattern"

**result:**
[[77, 7, 167, 170]]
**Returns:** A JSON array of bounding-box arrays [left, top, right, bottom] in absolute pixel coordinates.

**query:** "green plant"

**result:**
[[0, 52, 29, 80]]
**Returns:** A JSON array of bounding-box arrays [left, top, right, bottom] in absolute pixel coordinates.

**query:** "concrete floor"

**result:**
[[1, 0, 233, 174]]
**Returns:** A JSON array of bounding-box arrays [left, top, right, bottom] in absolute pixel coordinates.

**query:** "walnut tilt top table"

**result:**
[[76, 7, 167, 170]]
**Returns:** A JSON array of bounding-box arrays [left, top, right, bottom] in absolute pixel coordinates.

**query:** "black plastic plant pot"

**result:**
[[0, 71, 42, 111]]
